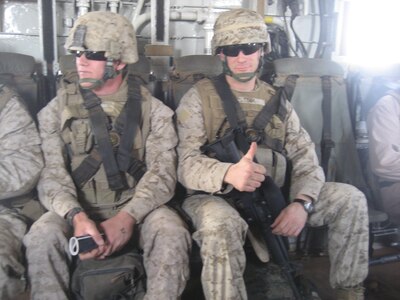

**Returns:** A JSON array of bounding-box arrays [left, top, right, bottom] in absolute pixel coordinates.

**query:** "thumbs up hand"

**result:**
[[223, 142, 267, 192]]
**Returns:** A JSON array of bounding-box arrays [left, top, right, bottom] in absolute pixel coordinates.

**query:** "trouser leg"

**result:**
[[380, 182, 400, 225], [140, 205, 191, 300], [308, 182, 369, 289], [23, 211, 72, 300], [0, 206, 28, 300], [183, 195, 248, 300]]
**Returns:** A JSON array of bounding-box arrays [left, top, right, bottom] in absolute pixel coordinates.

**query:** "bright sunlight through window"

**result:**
[[341, 0, 400, 68]]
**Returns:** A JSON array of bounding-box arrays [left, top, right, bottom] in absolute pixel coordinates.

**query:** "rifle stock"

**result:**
[[201, 129, 303, 299]]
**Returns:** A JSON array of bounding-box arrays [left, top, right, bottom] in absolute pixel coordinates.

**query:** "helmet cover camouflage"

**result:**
[[65, 11, 138, 64], [211, 8, 268, 55]]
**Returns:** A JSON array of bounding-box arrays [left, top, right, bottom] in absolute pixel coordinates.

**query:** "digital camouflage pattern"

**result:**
[[23, 80, 191, 299], [176, 79, 369, 298], [0, 86, 43, 299], [211, 8, 269, 54], [0, 87, 43, 199], [24, 206, 191, 300], [65, 11, 138, 64]]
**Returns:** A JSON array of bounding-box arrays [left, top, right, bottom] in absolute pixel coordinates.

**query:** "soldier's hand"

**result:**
[[73, 213, 107, 260], [270, 203, 307, 237], [98, 211, 136, 258], [224, 142, 266, 192]]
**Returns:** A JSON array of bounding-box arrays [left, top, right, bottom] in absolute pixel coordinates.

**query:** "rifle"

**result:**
[[201, 128, 304, 299]]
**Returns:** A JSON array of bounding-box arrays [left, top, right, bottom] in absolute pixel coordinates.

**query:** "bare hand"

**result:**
[[72, 212, 107, 260], [223, 142, 267, 192], [271, 202, 308, 237], [98, 211, 136, 258]]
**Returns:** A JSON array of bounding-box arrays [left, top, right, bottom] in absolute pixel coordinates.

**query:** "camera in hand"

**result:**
[[69, 233, 105, 256]]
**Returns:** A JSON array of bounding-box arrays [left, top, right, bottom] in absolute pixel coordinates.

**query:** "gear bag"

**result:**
[[71, 250, 146, 300]]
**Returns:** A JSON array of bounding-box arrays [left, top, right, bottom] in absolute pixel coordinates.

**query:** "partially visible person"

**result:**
[[23, 11, 190, 300], [176, 8, 369, 300], [367, 89, 400, 224], [0, 84, 43, 299]]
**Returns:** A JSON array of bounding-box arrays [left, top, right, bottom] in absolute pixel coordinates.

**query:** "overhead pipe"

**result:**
[[76, 0, 90, 16], [108, 0, 120, 13], [132, 0, 146, 21]]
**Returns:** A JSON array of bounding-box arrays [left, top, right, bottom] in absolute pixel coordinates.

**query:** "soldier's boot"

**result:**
[[336, 285, 365, 300]]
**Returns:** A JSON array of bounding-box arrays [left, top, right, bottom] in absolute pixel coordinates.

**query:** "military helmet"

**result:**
[[211, 8, 268, 55], [65, 11, 138, 64]]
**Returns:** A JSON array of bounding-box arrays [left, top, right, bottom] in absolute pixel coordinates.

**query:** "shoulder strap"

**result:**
[[252, 88, 287, 152], [79, 87, 128, 191], [116, 75, 147, 181], [72, 77, 146, 189], [209, 76, 288, 215], [320, 75, 334, 176], [211, 74, 246, 130], [282, 75, 299, 101]]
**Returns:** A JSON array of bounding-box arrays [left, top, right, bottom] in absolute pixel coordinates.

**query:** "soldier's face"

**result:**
[[76, 52, 107, 87], [220, 48, 261, 74]]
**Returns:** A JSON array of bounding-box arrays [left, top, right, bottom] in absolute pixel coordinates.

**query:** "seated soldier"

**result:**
[[367, 88, 400, 224], [176, 8, 369, 300], [23, 11, 190, 299], [0, 84, 43, 299]]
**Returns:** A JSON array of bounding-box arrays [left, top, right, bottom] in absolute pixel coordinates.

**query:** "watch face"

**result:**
[[304, 202, 314, 213], [294, 199, 314, 213]]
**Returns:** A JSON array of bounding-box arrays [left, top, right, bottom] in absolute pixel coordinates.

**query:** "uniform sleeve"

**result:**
[[0, 96, 43, 200], [37, 96, 79, 217], [367, 95, 400, 181], [176, 87, 232, 193], [284, 103, 325, 201], [122, 98, 178, 223]]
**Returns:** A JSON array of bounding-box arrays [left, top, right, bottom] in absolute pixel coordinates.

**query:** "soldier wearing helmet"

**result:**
[[176, 8, 368, 299], [24, 11, 190, 299]]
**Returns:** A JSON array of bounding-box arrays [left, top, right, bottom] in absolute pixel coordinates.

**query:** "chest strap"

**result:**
[[72, 77, 146, 190], [79, 87, 128, 191], [115, 76, 146, 180], [210, 75, 288, 213], [211, 75, 286, 153]]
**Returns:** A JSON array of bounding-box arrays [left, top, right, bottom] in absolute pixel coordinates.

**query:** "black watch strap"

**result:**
[[293, 198, 314, 213], [66, 207, 84, 227]]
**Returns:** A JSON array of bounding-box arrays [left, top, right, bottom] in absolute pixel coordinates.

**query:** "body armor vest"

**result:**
[[58, 80, 151, 220], [195, 78, 289, 187]]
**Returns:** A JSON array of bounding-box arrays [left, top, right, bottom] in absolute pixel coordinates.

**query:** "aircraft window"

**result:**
[[337, 0, 400, 67]]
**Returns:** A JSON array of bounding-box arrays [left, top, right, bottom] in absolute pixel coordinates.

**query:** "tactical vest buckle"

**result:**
[[245, 128, 262, 143]]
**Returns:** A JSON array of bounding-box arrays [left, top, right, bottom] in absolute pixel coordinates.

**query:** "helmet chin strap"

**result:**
[[79, 59, 122, 90], [221, 53, 263, 83]]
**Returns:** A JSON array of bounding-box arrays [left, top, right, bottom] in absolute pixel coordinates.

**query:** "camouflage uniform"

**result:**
[[176, 78, 369, 299], [0, 85, 43, 299], [23, 11, 190, 300]]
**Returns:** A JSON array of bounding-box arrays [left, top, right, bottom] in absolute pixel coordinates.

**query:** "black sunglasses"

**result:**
[[72, 50, 107, 61], [219, 43, 263, 57]]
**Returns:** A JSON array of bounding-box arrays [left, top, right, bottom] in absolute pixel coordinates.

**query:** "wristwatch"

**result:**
[[293, 199, 314, 214], [66, 207, 84, 227]]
